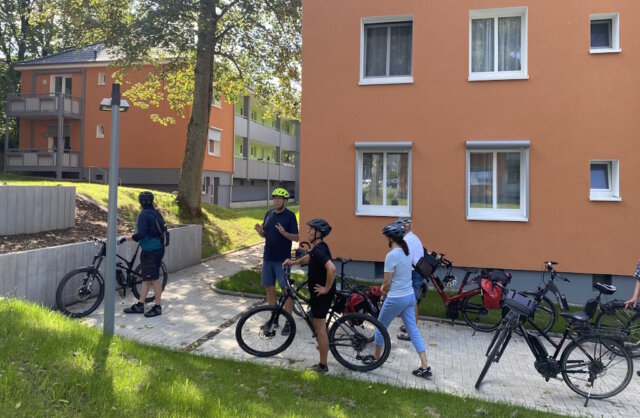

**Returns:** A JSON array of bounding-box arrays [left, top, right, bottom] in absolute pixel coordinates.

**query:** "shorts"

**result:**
[[261, 259, 289, 288], [140, 248, 164, 281], [412, 269, 425, 301], [310, 288, 336, 319]]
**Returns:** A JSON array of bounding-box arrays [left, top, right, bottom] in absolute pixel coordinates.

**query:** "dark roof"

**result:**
[[16, 42, 117, 67]]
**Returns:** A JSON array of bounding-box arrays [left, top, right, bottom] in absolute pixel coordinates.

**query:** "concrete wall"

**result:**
[[0, 224, 202, 307], [0, 186, 75, 235]]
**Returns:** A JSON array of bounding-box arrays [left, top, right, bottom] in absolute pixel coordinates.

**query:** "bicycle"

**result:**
[[427, 253, 512, 332], [590, 284, 640, 358], [56, 237, 169, 318], [235, 266, 391, 372], [475, 289, 633, 407]]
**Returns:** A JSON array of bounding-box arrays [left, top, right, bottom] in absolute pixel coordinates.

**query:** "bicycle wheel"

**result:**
[[595, 307, 640, 358], [475, 326, 511, 389], [56, 267, 105, 318], [292, 280, 311, 318], [235, 305, 296, 357], [328, 312, 390, 372], [560, 336, 633, 399], [131, 262, 169, 302], [461, 294, 502, 332], [516, 294, 556, 336]]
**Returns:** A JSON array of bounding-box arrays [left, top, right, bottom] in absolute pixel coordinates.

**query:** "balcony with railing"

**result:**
[[6, 93, 83, 119], [6, 149, 81, 171], [234, 157, 297, 182], [234, 114, 297, 151]]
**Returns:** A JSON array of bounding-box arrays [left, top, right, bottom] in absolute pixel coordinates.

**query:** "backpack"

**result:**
[[153, 212, 170, 247]]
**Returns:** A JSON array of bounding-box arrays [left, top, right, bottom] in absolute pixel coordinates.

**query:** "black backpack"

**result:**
[[153, 212, 170, 247]]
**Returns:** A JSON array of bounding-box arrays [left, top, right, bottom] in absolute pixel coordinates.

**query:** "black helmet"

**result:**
[[382, 223, 404, 239], [306, 218, 332, 237], [138, 191, 154, 206]]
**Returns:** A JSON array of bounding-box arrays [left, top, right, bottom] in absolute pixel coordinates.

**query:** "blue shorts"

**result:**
[[261, 260, 289, 288], [412, 269, 425, 301]]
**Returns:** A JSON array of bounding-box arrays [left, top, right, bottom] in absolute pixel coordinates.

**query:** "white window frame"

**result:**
[[212, 98, 222, 108], [98, 72, 106, 85], [360, 15, 414, 86], [50, 74, 73, 94], [590, 160, 621, 201], [355, 142, 412, 217], [207, 127, 222, 157], [590, 13, 621, 54], [466, 141, 530, 222], [96, 124, 104, 138], [469, 7, 528, 81]]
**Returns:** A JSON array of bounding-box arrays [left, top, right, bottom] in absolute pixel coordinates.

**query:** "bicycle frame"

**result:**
[[430, 267, 481, 304], [86, 239, 143, 288]]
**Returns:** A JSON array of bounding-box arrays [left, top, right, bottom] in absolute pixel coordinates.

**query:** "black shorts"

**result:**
[[309, 288, 336, 319], [140, 248, 164, 281]]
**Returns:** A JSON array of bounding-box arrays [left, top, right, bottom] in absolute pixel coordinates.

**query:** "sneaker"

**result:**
[[144, 305, 162, 317], [412, 366, 432, 379], [308, 363, 329, 374], [360, 355, 377, 365], [123, 302, 145, 314], [399, 325, 407, 333], [281, 322, 291, 336]]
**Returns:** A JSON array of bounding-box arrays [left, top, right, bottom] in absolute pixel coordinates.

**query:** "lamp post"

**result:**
[[99, 83, 129, 335]]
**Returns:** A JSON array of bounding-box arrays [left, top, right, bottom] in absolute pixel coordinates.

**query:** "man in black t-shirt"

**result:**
[[254, 188, 299, 335], [283, 218, 336, 374]]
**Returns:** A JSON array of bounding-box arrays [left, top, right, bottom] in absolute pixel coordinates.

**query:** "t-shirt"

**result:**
[[384, 247, 414, 298], [262, 207, 299, 261], [132, 208, 163, 251], [404, 231, 424, 269], [307, 241, 335, 289]]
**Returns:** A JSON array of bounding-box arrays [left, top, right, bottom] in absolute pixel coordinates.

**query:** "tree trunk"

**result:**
[[176, 0, 218, 217]]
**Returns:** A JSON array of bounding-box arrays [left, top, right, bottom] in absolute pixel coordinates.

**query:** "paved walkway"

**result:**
[[83, 244, 640, 417]]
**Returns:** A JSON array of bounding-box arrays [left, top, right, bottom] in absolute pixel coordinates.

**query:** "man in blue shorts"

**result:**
[[254, 188, 299, 335]]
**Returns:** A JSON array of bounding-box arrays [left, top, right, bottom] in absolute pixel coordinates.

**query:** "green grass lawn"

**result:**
[[0, 174, 298, 259], [0, 298, 565, 417]]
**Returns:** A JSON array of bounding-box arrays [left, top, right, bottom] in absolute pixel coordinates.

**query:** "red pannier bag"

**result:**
[[481, 278, 503, 309]]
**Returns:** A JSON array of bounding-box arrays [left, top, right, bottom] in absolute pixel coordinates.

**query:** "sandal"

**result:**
[[399, 325, 407, 333], [397, 333, 411, 341], [360, 355, 377, 365], [412, 366, 432, 379]]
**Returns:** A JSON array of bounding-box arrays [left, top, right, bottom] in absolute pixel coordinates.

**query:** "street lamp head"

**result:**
[[99, 98, 130, 112]]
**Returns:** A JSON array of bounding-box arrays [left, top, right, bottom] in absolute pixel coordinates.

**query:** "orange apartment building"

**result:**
[[4, 42, 300, 207], [301, 1, 640, 300]]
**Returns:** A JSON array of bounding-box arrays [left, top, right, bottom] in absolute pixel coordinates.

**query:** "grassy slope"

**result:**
[[0, 174, 298, 259], [0, 299, 564, 417]]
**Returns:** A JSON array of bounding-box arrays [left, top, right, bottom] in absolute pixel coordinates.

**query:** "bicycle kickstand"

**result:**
[[584, 389, 592, 407]]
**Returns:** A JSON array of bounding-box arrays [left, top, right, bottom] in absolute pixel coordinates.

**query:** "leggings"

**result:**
[[374, 293, 426, 353]]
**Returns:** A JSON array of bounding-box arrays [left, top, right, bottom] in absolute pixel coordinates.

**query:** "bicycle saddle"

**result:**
[[593, 282, 616, 295], [560, 311, 590, 323]]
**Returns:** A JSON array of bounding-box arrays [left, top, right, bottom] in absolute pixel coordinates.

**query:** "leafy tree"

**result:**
[[109, 0, 302, 217]]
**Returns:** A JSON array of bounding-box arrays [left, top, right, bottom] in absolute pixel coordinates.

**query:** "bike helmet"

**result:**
[[382, 223, 404, 240], [306, 218, 332, 237], [271, 188, 290, 199], [138, 191, 154, 206]]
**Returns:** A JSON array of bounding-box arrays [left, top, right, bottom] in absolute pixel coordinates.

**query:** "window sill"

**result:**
[[589, 195, 621, 202], [468, 72, 529, 82], [359, 76, 413, 86], [207, 153, 221, 158], [356, 208, 410, 217], [590, 48, 622, 54], [467, 213, 528, 222]]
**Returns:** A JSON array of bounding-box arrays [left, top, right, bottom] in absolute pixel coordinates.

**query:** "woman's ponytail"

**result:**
[[394, 237, 409, 256]]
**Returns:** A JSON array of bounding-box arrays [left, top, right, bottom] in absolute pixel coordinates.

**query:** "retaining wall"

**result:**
[[0, 186, 76, 235], [0, 224, 202, 308]]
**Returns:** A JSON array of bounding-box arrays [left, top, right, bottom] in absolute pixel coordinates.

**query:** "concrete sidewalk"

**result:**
[[83, 244, 640, 418]]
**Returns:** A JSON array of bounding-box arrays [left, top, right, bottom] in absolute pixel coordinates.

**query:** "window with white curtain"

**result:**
[[355, 143, 411, 216], [469, 7, 528, 81], [360, 16, 413, 85], [208, 127, 222, 157], [466, 141, 529, 221], [590, 13, 620, 53], [590, 160, 620, 201]]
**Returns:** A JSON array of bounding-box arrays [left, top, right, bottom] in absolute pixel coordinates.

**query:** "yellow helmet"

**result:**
[[272, 188, 290, 199]]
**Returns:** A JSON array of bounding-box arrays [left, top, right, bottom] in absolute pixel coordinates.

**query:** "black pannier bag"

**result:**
[[414, 247, 438, 278]]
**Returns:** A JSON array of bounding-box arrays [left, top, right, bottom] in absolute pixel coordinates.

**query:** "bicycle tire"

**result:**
[[56, 267, 105, 318], [292, 280, 311, 318], [515, 294, 556, 336], [461, 294, 502, 332], [235, 305, 296, 357], [595, 307, 640, 358], [560, 335, 633, 399], [328, 312, 390, 372], [475, 326, 511, 389], [131, 262, 169, 302]]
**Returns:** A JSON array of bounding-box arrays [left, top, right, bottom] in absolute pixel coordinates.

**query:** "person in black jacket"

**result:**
[[123, 191, 166, 318]]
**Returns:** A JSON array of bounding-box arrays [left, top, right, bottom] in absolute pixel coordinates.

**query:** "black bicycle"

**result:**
[[56, 237, 168, 318], [591, 286, 640, 358], [235, 266, 391, 372], [476, 290, 633, 406]]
